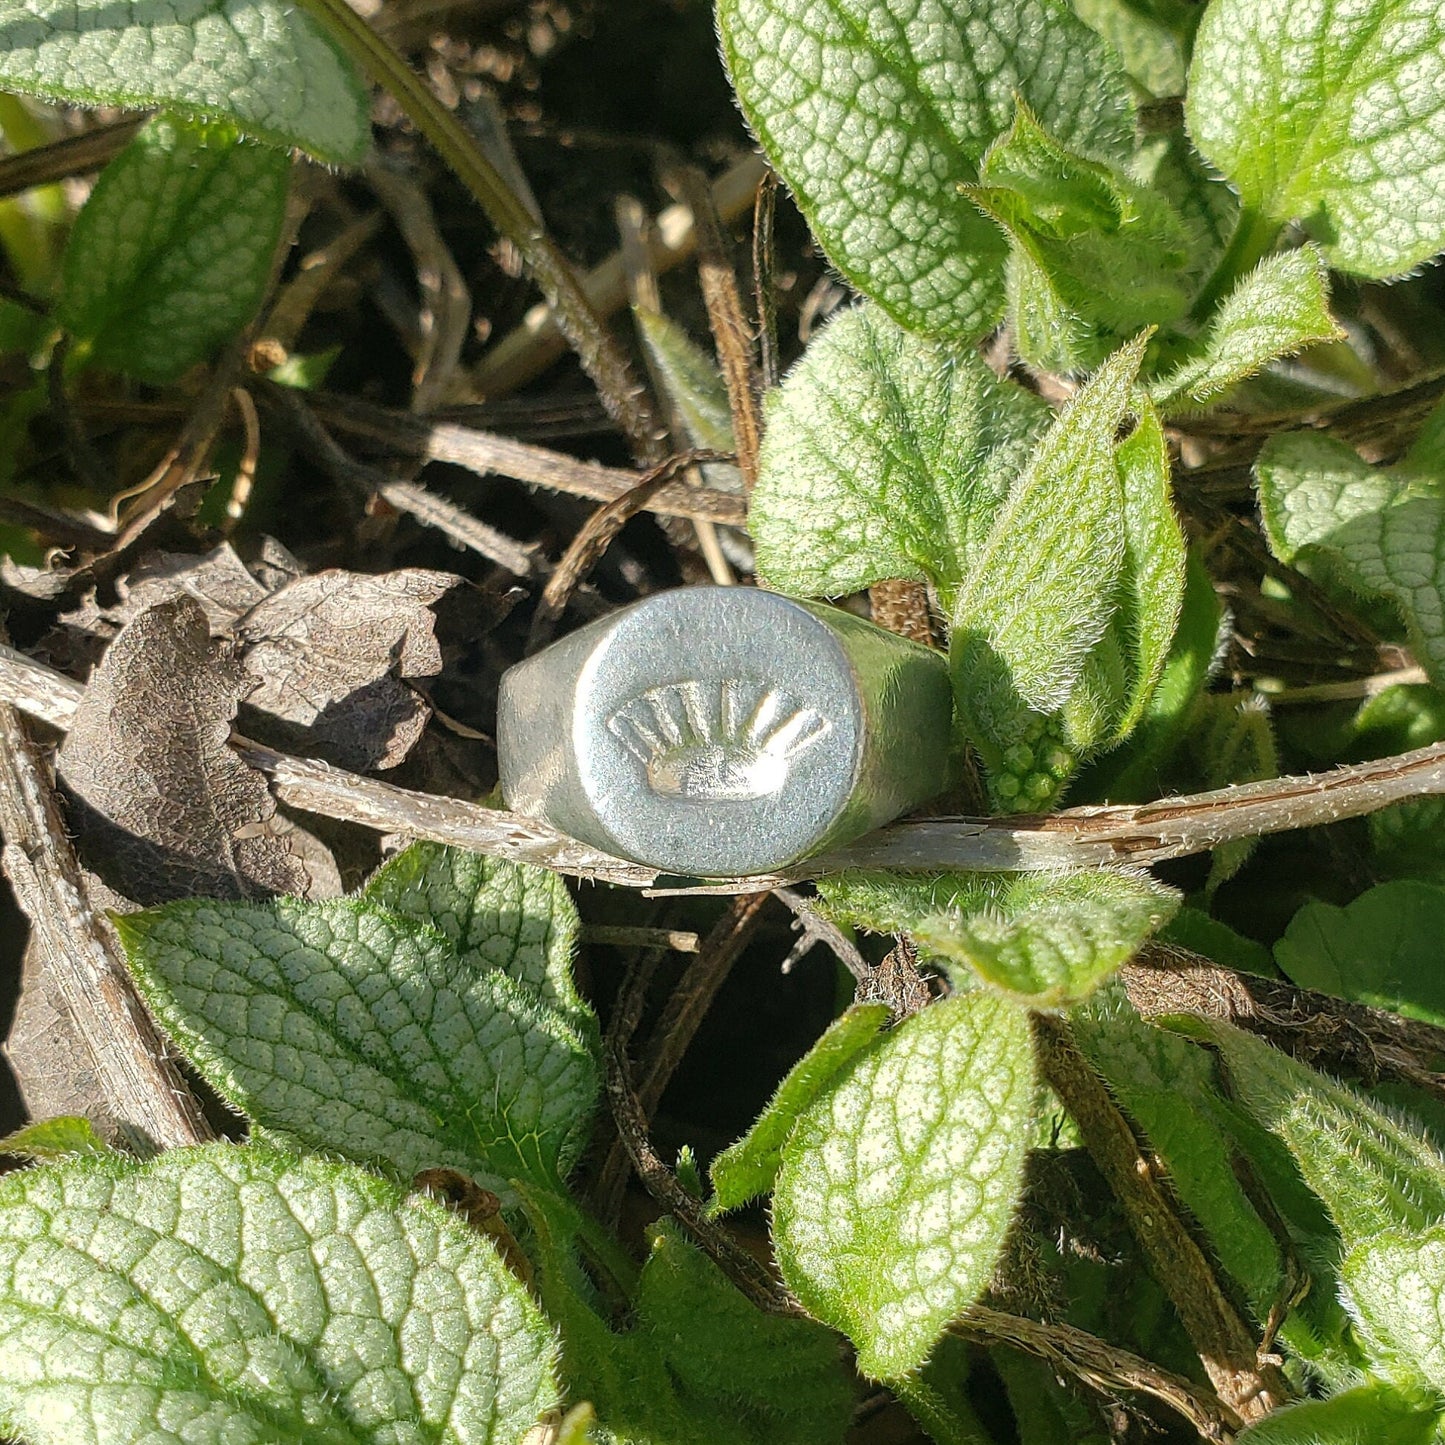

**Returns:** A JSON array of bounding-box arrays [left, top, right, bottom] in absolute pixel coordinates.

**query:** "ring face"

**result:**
[[573, 588, 860, 875]]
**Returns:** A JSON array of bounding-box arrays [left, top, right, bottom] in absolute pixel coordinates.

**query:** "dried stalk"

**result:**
[[0, 701, 213, 1152], [3, 646, 1445, 892], [1032, 1014, 1285, 1422]]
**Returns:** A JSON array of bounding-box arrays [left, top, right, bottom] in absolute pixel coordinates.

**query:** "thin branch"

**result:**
[[0, 700, 213, 1153], [604, 1031, 794, 1314], [0, 117, 144, 199], [308, 390, 748, 526], [955, 1304, 1242, 1443], [1031, 1014, 1285, 1423], [294, 0, 661, 458], [3, 646, 1445, 892], [1123, 945, 1445, 1103]]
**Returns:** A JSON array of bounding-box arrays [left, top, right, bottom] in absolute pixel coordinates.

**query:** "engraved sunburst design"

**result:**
[[606, 679, 831, 801]]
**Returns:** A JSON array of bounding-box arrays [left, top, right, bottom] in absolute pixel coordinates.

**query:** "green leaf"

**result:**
[[0, 0, 369, 163], [1069, 0, 1200, 97], [950, 334, 1148, 795], [717, 0, 1135, 339], [1168, 1017, 1445, 1246], [117, 880, 600, 1201], [361, 841, 595, 1038], [1185, 0, 1445, 278], [1342, 1228, 1445, 1393], [58, 116, 290, 384], [1274, 881, 1445, 1029], [1159, 905, 1272, 975], [0, 1116, 115, 1161], [1152, 247, 1342, 414], [1372, 796, 1445, 885], [1235, 1381, 1441, 1444], [968, 109, 1195, 372], [635, 307, 735, 453], [1191, 691, 1278, 896], [708, 1002, 891, 1214], [0, 1142, 559, 1444], [634, 1221, 856, 1443], [819, 869, 1177, 1006], [1256, 432, 1445, 687], [772, 992, 1034, 1377], [751, 303, 1047, 604]]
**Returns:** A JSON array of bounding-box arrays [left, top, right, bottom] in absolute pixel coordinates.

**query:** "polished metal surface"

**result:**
[[497, 586, 953, 876]]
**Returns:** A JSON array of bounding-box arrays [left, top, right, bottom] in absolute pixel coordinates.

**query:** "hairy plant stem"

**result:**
[[888, 1375, 994, 1445], [1190, 206, 1284, 323], [1032, 1013, 1286, 1423], [296, 0, 660, 457]]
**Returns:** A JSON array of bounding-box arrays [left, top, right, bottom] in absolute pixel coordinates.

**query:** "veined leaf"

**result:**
[[1186, 0, 1445, 277], [1070, 0, 1201, 98], [708, 1002, 891, 1214], [718, 0, 1135, 339], [772, 993, 1034, 1378], [1256, 432, 1445, 687], [0, 0, 369, 162], [969, 108, 1195, 372], [0, 1116, 114, 1162], [751, 303, 1046, 605], [1152, 247, 1342, 414], [0, 1143, 559, 1445], [950, 335, 1147, 797], [59, 116, 290, 384], [117, 849, 599, 1200], [819, 869, 1177, 1006], [1342, 1229, 1445, 1395]]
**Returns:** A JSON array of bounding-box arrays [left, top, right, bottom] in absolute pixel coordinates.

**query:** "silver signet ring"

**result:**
[[497, 586, 953, 877]]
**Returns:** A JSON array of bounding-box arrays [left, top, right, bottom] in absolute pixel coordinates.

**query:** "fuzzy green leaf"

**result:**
[[635, 307, 734, 453], [1235, 1381, 1441, 1445], [717, 0, 1135, 339], [1186, 0, 1445, 277], [819, 869, 1177, 1005], [1275, 881, 1445, 1029], [0, 1143, 559, 1445], [951, 332, 1146, 746], [0, 1117, 114, 1161], [361, 841, 595, 1038], [1152, 247, 1342, 413], [1070, 0, 1200, 97], [117, 873, 599, 1200], [58, 117, 289, 384], [1342, 1229, 1445, 1393], [0, 0, 368, 163], [1169, 1017, 1445, 1246], [772, 993, 1034, 1377], [751, 303, 1046, 604], [708, 1002, 891, 1214], [970, 109, 1194, 373], [1257, 432, 1445, 687]]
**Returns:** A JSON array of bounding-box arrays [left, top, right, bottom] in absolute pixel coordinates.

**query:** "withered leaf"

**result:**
[[57, 595, 310, 905], [236, 567, 459, 771]]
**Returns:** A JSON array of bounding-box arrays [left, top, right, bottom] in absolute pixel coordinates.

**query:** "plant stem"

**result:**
[[889, 1375, 994, 1445], [296, 0, 660, 458], [1190, 206, 1284, 323]]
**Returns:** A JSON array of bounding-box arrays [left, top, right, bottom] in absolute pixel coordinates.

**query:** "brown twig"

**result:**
[[0, 700, 213, 1153], [669, 164, 763, 491], [0, 117, 144, 199], [1123, 944, 1445, 1103], [1031, 1014, 1285, 1422], [525, 450, 729, 651], [751, 170, 781, 393], [309, 391, 749, 526], [604, 1030, 794, 1314], [4, 646, 1445, 892], [955, 1304, 1242, 1442]]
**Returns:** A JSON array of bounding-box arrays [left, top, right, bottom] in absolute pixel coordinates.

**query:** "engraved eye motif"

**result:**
[[606, 679, 831, 802]]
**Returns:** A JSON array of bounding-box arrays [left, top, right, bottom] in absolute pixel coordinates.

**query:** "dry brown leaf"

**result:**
[[57, 595, 311, 905], [236, 567, 459, 770]]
